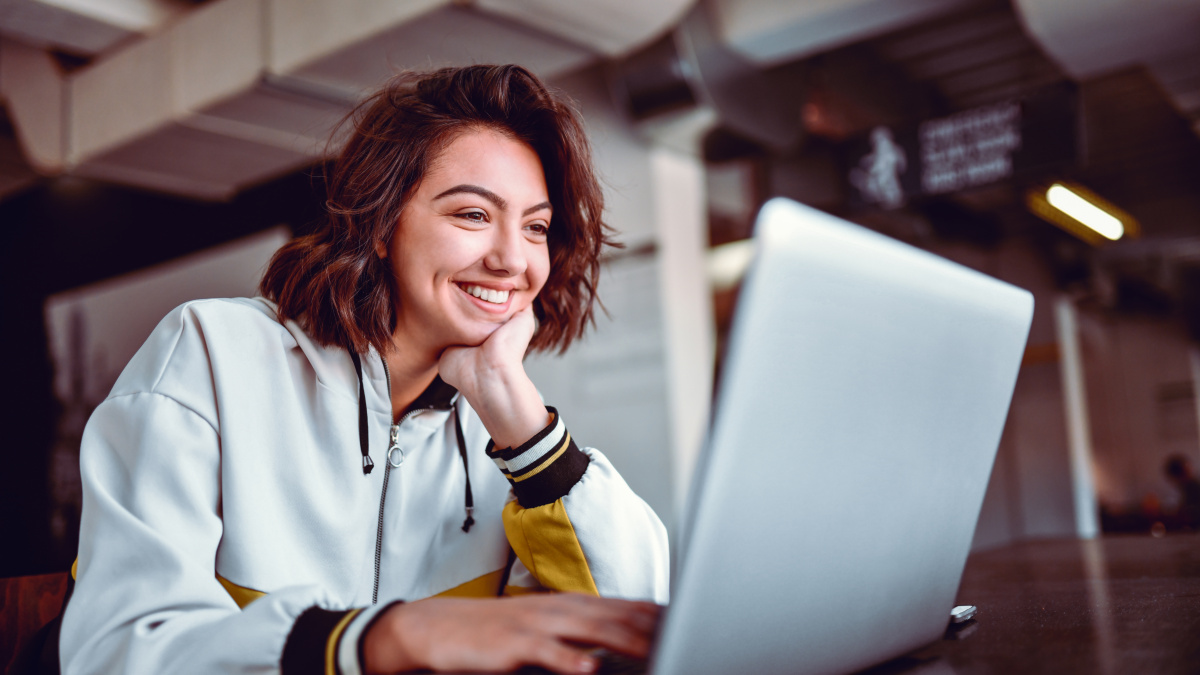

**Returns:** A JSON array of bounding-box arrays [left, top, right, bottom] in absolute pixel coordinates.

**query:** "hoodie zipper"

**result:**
[[372, 357, 428, 605]]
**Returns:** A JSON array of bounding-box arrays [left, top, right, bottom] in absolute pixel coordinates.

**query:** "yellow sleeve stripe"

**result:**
[[433, 564, 552, 598], [81, 562, 266, 612], [434, 568, 506, 597], [324, 608, 363, 675], [502, 498, 599, 595], [217, 573, 267, 609], [511, 432, 571, 483]]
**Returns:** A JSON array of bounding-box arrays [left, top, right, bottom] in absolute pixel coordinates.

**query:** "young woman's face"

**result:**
[[385, 127, 552, 353]]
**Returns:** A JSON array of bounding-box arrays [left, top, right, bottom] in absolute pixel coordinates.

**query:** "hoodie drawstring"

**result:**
[[350, 350, 374, 475], [453, 404, 475, 533], [350, 350, 473, 532]]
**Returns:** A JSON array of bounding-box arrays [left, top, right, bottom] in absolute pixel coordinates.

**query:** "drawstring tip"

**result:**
[[362, 455, 375, 475], [461, 508, 475, 533]]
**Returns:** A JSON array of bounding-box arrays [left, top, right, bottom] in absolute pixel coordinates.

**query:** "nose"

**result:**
[[483, 222, 528, 277]]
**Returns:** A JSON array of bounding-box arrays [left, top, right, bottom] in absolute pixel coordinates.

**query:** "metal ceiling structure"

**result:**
[[0, 0, 1198, 220], [872, 0, 1063, 112], [0, 0, 694, 200]]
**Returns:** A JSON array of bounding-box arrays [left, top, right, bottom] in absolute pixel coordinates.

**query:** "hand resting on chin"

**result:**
[[438, 306, 552, 450]]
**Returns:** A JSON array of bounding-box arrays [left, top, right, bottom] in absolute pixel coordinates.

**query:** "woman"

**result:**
[[60, 65, 669, 675]]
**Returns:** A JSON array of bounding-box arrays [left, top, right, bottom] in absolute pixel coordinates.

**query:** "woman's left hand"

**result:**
[[438, 306, 551, 448]]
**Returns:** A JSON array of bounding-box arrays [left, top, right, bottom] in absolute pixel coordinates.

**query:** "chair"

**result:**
[[1, 572, 69, 674]]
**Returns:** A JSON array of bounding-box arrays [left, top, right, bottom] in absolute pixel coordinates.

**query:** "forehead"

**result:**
[[420, 128, 547, 196]]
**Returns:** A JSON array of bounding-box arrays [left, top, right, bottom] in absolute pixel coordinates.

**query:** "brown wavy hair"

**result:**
[[260, 64, 617, 355]]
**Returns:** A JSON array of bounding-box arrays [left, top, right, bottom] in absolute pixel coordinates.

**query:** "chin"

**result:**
[[451, 322, 503, 348]]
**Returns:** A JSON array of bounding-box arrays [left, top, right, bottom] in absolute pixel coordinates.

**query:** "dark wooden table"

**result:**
[[862, 534, 1200, 674], [8, 537, 1198, 674]]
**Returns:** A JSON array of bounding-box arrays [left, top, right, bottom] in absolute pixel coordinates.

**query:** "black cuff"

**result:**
[[486, 408, 590, 509], [485, 408, 562, 463], [511, 434, 589, 508], [281, 606, 354, 675]]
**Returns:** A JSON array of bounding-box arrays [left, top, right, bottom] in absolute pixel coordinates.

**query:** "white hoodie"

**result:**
[[60, 297, 669, 675]]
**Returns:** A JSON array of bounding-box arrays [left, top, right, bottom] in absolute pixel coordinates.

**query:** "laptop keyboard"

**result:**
[[596, 651, 649, 674]]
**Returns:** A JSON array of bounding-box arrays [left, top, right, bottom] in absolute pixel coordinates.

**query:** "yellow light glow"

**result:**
[[1046, 184, 1124, 241], [707, 239, 755, 291]]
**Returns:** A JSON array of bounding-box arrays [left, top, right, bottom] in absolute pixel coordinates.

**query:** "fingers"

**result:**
[[503, 594, 658, 663], [419, 619, 597, 675], [438, 305, 535, 387], [363, 595, 661, 675], [545, 593, 662, 627], [487, 305, 537, 354], [510, 596, 660, 674], [522, 635, 599, 675], [540, 595, 660, 657]]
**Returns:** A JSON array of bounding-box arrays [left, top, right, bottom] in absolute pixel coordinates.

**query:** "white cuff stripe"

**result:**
[[336, 603, 390, 675], [502, 416, 566, 472]]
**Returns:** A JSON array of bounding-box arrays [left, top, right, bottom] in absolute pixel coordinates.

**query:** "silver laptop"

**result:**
[[651, 197, 1033, 675]]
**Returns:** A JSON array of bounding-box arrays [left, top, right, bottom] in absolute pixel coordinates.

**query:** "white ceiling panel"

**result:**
[[477, 0, 693, 57], [710, 0, 977, 66], [0, 0, 134, 55], [0, 0, 183, 56], [196, 80, 352, 153], [76, 124, 312, 199], [290, 5, 596, 96]]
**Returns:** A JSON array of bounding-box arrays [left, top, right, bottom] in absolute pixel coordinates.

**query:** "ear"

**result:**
[[374, 240, 387, 259]]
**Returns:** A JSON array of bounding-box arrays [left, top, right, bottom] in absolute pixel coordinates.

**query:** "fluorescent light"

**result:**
[[1046, 184, 1124, 241]]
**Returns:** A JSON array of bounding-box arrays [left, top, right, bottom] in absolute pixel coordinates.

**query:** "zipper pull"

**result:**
[[387, 423, 404, 467]]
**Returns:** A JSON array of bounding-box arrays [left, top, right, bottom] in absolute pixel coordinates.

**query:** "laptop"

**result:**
[[646, 197, 1033, 675]]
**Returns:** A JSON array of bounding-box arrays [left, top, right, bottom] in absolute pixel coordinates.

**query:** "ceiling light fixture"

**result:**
[[1046, 184, 1123, 240], [1026, 181, 1139, 245]]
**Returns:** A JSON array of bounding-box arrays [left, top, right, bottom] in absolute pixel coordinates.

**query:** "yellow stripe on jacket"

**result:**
[[502, 498, 599, 595]]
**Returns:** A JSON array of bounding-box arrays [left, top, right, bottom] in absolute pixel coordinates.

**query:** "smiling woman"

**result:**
[[265, 65, 608, 359], [58, 65, 669, 675]]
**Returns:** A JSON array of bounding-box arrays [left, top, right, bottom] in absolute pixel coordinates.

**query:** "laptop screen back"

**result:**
[[653, 198, 1033, 675]]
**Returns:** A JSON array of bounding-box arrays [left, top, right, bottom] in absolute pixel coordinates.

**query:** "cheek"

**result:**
[[530, 248, 552, 295]]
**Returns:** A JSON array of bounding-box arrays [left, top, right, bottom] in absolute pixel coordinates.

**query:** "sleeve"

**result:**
[[60, 387, 364, 674], [486, 408, 670, 603]]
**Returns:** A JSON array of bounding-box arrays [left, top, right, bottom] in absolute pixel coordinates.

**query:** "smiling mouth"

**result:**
[[458, 283, 511, 305]]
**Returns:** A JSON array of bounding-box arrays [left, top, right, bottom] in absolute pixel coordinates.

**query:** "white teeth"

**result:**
[[462, 284, 510, 304]]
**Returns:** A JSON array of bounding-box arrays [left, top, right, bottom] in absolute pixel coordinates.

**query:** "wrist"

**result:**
[[363, 603, 419, 675], [486, 409, 591, 509], [463, 367, 548, 449]]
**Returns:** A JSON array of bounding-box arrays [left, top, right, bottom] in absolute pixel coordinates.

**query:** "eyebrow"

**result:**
[[433, 184, 551, 218], [522, 201, 553, 217]]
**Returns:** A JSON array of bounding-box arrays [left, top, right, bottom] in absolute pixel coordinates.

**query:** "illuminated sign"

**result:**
[[919, 102, 1020, 195], [845, 85, 1076, 209]]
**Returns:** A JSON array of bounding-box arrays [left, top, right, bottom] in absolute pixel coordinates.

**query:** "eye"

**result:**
[[526, 222, 549, 236], [455, 210, 488, 224]]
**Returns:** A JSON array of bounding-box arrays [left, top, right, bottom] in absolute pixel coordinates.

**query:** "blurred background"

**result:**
[[2, 0, 1199, 577]]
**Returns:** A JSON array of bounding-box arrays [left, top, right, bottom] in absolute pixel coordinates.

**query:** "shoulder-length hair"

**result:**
[[260, 64, 616, 355]]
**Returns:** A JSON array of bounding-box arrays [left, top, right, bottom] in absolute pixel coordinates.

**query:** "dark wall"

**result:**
[[0, 169, 326, 576]]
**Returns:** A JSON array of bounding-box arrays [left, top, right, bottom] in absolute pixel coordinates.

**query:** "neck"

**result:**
[[383, 328, 440, 420]]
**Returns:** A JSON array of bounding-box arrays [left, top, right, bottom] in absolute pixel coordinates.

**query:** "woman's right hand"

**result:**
[[362, 593, 661, 674]]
